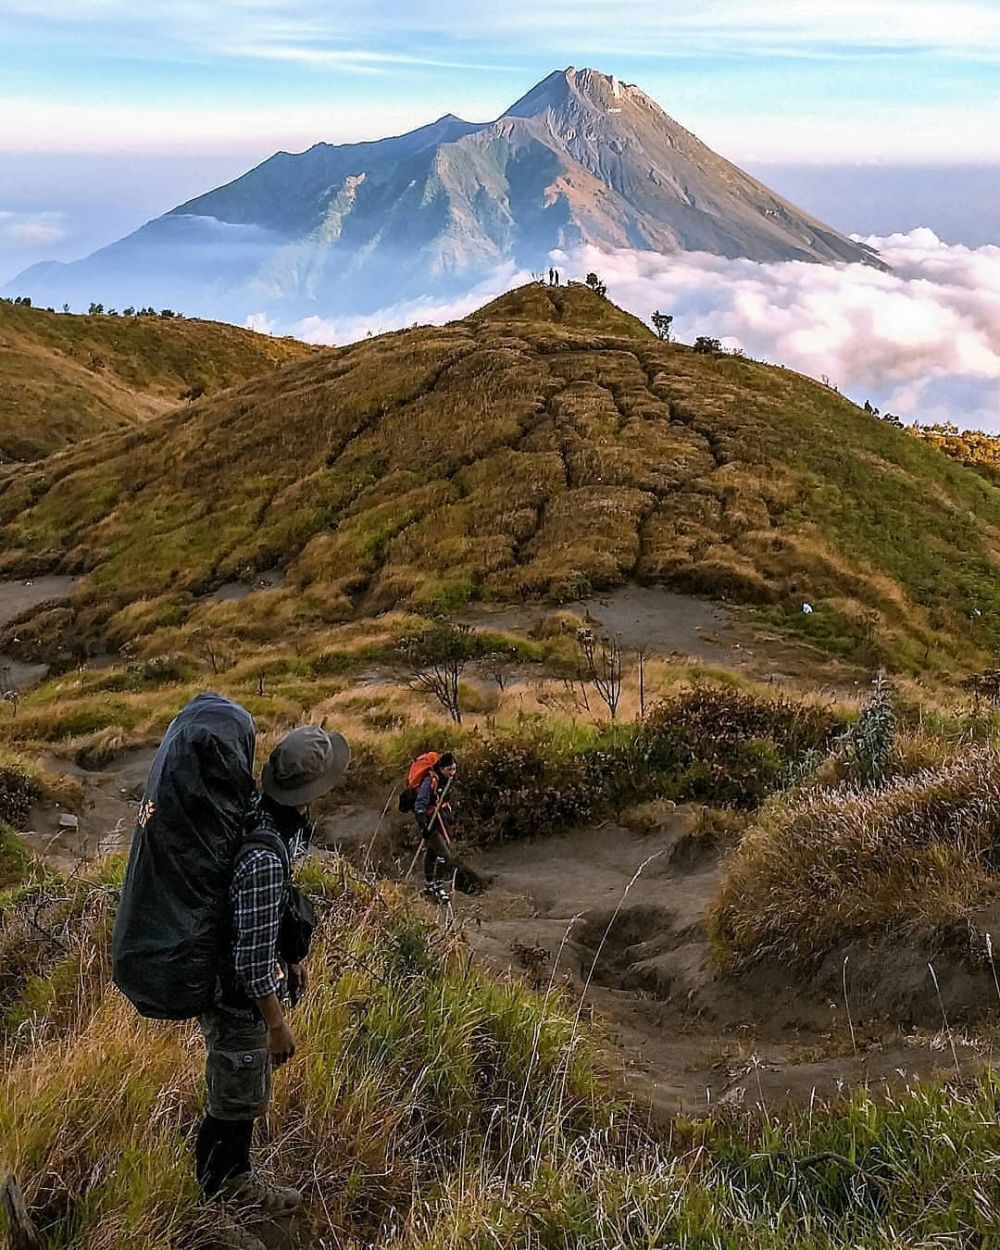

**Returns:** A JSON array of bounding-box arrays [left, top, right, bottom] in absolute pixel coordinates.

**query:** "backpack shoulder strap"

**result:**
[[236, 828, 291, 879]]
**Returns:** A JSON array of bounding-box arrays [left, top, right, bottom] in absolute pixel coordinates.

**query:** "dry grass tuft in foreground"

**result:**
[[711, 747, 1000, 971]]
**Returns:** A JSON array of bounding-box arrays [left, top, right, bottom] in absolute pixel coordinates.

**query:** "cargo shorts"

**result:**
[[198, 1006, 271, 1121]]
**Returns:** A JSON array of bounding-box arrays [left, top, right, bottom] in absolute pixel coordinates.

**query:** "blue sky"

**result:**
[[2, 1, 999, 282]]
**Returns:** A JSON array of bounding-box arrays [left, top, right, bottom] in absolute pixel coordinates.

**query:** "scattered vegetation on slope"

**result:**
[[908, 421, 1000, 483], [0, 298, 313, 460], [3, 283, 1000, 670]]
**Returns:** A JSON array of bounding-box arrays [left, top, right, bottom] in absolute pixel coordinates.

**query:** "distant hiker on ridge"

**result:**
[[112, 696, 350, 1250]]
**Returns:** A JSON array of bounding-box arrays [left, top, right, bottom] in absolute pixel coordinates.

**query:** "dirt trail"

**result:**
[[449, 813, 996, 1115], [0, 575, 78, 691]]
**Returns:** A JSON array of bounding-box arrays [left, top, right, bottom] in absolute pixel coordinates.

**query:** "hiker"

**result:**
[[548, 266, 554, 285], [413, 752, 458, 902], [112, 696, 349, 1250], [195, 725, 350, 1231]]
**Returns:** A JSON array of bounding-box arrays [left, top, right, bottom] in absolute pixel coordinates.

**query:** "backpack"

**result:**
[[112, 693, 258, 1020], [398, 751, 441, 813]]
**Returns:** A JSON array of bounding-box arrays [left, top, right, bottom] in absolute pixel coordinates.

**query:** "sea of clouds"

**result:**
[[252, 229, 1000, 432]]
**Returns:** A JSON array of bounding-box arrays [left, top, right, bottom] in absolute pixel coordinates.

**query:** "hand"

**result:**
[[267, 1020, 296, 1068]]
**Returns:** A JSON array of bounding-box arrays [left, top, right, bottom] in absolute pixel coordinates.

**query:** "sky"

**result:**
[[2, 0, 999, 282]]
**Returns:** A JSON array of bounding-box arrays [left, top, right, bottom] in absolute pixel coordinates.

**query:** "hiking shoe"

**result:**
[[422, 882, 450, 905], [219, 1173, 303, 1216], [211, 1210, 266, 1250]]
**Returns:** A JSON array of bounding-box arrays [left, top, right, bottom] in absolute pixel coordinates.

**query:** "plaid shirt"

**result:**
[[230, 802, 307, 1001]]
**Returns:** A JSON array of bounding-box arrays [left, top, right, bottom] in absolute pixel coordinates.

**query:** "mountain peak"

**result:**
[[5, 67, 886, 318], [504, 66, 647, 120]]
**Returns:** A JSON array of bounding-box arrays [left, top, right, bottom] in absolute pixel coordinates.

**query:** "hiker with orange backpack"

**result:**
[[399, 751, 459, 903]]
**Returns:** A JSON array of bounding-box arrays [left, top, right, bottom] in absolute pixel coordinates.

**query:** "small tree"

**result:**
[[577, 628, 624, 721], [482, 641, 519, 693], [400, 620, 481, 724], [651, 310, 673, 341], [693, 335, 722, 355], [842, 673, 896, 787], [584, 272, 608, 297]]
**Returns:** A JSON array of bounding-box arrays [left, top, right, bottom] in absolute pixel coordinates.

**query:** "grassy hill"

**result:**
[[2, 281, 999, 671], [0, 299, 313, 461]]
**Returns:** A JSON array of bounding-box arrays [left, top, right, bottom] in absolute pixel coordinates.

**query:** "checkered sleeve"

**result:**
[[230, 847, 285, 1000]]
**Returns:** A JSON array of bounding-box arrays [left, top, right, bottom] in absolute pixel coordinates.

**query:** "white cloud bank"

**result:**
[[258, 230, 1000, 431]]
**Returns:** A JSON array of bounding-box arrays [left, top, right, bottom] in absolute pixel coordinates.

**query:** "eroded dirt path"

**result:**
[[0, 575, 78, 690], [449, 812, 995, 1116]]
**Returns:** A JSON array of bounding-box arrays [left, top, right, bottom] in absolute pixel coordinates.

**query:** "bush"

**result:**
[[0, 764, 40, 829], [711, 747, 1000, 969], [638, 686, 839, 808], [457, 687, 838, 843]]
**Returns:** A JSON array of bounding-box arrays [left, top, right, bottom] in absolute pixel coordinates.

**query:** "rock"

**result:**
[[58, 813, 79, 830]]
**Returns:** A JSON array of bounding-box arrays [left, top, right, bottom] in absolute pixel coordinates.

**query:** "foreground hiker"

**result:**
[[196, 724, 349, 1220], [113, 697, 349, 1249]]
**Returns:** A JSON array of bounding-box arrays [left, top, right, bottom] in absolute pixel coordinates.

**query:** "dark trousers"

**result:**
[[423, 826, 457, 884], [196, 1115, 254, 1197]]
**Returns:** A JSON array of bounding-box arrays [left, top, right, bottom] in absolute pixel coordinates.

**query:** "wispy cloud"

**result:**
[[8, 0, 1000, 58], [0, 210, 67, 245]]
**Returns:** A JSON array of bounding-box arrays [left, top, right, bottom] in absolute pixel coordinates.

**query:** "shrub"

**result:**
[[638, 686, 839, 808], [711, 747, 1000, 969], [839, 672, 897, 786], [456, 687, 837, 843], [0, 764, 40, 829]]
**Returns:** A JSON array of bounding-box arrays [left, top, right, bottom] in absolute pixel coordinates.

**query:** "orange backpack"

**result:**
[[399, 752, 441, 813]]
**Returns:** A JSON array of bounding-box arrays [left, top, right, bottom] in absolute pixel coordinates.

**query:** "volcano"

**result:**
[[6, 67, 884, 321]]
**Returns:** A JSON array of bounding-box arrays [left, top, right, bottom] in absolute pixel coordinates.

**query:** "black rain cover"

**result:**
[[112, 692, 256, 1019]]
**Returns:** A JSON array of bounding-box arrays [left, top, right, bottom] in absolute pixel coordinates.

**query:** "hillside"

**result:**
[[0, 299, 313, 461], [5, 67, 882, 321], [1, 281, 998, 671]]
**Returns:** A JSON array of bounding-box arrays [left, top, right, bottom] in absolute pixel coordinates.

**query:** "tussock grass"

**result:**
[[5, 285, 1000, 670], [2, 853, 1000, 1247], [712, 747, 1000, 970]]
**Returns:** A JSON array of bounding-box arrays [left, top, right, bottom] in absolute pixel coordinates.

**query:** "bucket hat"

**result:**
[[262, 726, 350, 806]]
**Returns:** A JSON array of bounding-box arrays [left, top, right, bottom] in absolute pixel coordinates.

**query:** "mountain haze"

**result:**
[[7, 68, 883, 322]]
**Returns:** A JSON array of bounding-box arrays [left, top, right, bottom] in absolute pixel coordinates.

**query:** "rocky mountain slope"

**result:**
[[0, 299, 312, 461], [6, 68, 883, 321], [0, 282, 994, 673]]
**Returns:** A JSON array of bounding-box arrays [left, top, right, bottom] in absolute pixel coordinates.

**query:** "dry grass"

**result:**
[[0, 299, 312, 461], [3, 284, 1000, 671], [711, 747, 1000, 969], [2, 854, 1000, 1248]]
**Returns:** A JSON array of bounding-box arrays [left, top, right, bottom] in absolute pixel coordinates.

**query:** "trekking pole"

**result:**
[[362, 785, 398, 873]]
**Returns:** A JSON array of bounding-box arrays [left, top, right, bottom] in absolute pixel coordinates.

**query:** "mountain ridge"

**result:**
[[0, 299, 313, 462], [0, 282, 994, 676], [6, 68, 883, 322]]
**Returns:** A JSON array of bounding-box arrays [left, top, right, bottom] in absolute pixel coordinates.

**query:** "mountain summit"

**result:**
[[8, 68, 883, 320]]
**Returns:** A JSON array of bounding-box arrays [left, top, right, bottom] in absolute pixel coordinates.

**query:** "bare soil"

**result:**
[[444, 810, 999, 1115], [462, 584, 867, 693], [0, 575, 78, 691]]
